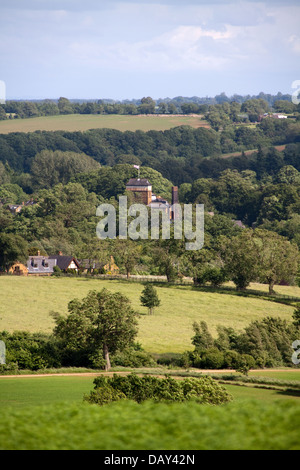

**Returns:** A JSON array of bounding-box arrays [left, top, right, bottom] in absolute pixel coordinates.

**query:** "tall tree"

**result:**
[[0, 233, 28, 271], [114, 239, 141, 279], [254, 229, 299, 295], [52, 289, 138, 371], [222, 229, 260, 290]]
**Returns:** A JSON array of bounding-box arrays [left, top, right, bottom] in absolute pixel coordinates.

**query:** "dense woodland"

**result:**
[[0, 95, 299, 287]]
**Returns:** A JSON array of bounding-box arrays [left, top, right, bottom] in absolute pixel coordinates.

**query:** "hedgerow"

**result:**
[[84, 373, 232, 406]]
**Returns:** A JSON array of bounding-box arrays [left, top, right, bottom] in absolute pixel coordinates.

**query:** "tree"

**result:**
[[0, 233, 28, 272], [254, 229, 299, 295], [114, 239, 140, 279], [222, 229, 260, 290], [192, 321, 214, 350], [292, 303, 300, 328], [138, 97, 156, 114], [52, 289, 138, 371], [140, 284, 160, 315], [58, 97, 74, 115]]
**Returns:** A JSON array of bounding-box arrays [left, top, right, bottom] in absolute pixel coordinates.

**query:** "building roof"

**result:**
[[48, 255, 80, 270], [27, 256, 57, 274], [126, 178, 151, 187]]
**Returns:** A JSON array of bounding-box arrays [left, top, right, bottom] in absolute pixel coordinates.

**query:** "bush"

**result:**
[[0, 331, 61, 370], [52, 265, 62, 276], [111, 347, 156, 368], [182, 348, 257, 371], [84, 384, 127, 406], [85, 373, 232, 406], [200, 349, 225, 369]]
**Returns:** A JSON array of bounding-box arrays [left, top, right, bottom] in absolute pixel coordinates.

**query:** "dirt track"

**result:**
[[0, 368, 297, 379]]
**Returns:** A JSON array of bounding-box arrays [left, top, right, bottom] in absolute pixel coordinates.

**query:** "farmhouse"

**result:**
[[27, 252, 80, 275]]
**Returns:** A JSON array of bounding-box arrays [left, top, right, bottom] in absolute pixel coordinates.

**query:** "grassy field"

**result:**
[[0, 374, 299, 449], [0, 113, 209, 134], [0, 371, 299, 410], [1, 275, 299, 451], [0, 276, 298, 354]]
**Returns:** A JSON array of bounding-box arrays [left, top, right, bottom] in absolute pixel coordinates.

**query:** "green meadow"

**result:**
[[0, 276, 299, 450], [0, 113, 209, 134], [0, 276, 298, 354]]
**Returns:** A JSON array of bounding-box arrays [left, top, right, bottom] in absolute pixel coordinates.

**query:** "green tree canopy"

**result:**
[[52, 288, 139, 371], [254, 229, 299, 294], [140, 284, 161, 315], [221, 229, 260, 290], [0, 233, 28, 271], [31, 150, 100, 189]]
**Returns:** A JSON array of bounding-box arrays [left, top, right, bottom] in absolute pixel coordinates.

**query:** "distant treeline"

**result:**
[[0, 92, 298, 120]]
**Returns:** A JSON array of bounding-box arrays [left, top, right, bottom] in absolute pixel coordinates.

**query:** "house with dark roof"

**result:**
[[48, 255, 80, 272], [27, 256, 58, 275], [26, 252, 80, 275]]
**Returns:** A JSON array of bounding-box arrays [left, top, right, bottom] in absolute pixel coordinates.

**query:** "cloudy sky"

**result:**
[[0, 0, 299, 100]]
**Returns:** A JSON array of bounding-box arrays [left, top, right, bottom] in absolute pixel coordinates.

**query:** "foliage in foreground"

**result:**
[[0, 399, 299, 450], [83, 373, 232, 406]]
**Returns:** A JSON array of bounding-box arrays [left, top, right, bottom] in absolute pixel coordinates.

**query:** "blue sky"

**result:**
[[0, 0, 299, 100]]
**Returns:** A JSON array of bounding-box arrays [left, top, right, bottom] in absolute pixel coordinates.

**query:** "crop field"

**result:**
[[0, 113, 209, 134], [0, 276, 298, 354]]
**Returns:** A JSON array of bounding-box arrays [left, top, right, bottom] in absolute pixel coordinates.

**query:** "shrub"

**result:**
[[111, 347, 156, 368], [0, 331, 61, 370], [198, 348, 225, 369], [84, 384, 126, 406], [52, 265, 62, 276], [85, 373, 232, 406]]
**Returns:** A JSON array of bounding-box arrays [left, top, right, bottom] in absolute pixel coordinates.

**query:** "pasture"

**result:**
[[0, 276, 298, 354], [0, 113, 209, 134]]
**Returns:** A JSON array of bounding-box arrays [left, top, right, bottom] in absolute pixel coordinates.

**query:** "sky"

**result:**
[[0, 0, 299, 100]]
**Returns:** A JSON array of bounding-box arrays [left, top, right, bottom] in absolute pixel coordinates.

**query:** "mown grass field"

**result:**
[[0, 276, 298, 354], [0, 113, 209, 134]]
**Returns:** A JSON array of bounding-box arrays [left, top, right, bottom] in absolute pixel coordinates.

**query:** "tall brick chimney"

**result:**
[[172, 186, 178, 205], [171, 186, 179, 220]]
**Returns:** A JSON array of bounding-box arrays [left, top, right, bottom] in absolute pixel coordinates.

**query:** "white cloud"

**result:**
[[1, 0, 300, 98], [68, 24, 242, 73], [289, 35, 300, 54]]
